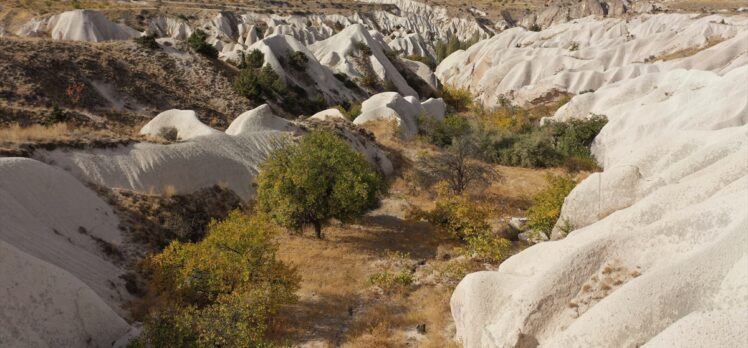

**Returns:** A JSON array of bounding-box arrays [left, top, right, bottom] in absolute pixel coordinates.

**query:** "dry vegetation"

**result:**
[[0, 36, 250, 129], [0, 122, 139, 156], [268, 135, 556, 346]]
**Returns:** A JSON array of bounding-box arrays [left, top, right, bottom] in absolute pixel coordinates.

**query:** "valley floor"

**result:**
[[273, 144, 557, 346]]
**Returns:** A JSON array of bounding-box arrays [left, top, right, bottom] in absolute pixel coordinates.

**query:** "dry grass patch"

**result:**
[[0, 123, 73, 143], [657, 36, 727, 61]]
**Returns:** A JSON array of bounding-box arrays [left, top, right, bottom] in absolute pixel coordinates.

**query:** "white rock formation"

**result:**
[[450, 65, 748, 348], [310, 24, 418, 97], [437, 13, 748, 107], [225, 104, 295, 135], [140, 109, 220, 140], [37, 105, 393, 200], [401, 58, 440, 91], [353, 92, 446, 138], [0, 157, 133, 346], [309, 108, 349, 121], [242, 34, 361, 104], [17, 10, 139, 42], [357, 0, 492, 42], [146, 16, 192, 40]]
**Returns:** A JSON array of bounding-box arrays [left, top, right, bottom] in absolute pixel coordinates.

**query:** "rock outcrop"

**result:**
[[437, 13, 748, 107], [353, 92, 446, 138], [17, 9, 139, 42], [36, 105, 393, 200], [0, 158, 134, 346], [448, 13, 748, 347]]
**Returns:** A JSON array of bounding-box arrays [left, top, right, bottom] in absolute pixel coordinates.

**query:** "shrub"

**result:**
[[403, 54, 435, 69], [408, 194, 510, 262], [131, 211, 299, 347], [336, 103, 362, 120], [551, 114, 607, 159], [419, 114, 471, 147], [288, 51, 309, 71], [158, 126, 179, 142], [529, 23, 542, 32], [435, 33, 480, 63], [234, 64, 287, 103], [46, 103, 70, 125], [354, 41, 372, 56], [490, 114, 607, 169], [242, 49, 265, 69], [368, 271, 413, 292], [187, 29, 218, 59], [417, 136, 499, 194], [527, 174, 577, 237], [334, 72, 359, 89], [134, 34, 160, 50], [359, 67, 381, 90], [256, 130, 386, 238], [496, 129, 560, 168], [441, 85, 473, 112]]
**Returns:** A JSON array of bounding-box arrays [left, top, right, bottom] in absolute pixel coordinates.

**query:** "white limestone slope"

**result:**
[[436, 13, 748, 107], [357, 0, 492, 42], [243, 35, 361, 104], [310, 24, 418, 97], [353, 92, 446, 139], [17, 9, 139, 42], [0, 157, 133, 347], [451, 66, 748, 347], [37, 105, 393, 200], [140, 109, 220, 140]]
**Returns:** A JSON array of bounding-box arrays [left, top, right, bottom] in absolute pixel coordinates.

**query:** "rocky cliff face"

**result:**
[[443, 12, 748, 348]]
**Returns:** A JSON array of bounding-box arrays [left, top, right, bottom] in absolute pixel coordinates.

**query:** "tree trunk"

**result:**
[[313, 220, 323, 239]]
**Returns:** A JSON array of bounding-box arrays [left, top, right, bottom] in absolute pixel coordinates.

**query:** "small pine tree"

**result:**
[[187, 29, 218, 59]]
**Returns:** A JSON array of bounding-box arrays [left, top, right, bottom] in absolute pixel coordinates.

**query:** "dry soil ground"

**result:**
[[272, 137, 557, 347]]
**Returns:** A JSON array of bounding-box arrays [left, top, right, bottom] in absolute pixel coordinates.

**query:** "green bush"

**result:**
[[488, 115, 606, 169], [288, 51, 309, 71], [368, 271, 413, 292], [354, 41, 372, 56], [131, 211, 299, 347], [333, 72, 359, 89], [46, 103, 70, 125], [527, 174, 577, 237], [408, 194, 510, 262], [496, 129, 560, 168], [133, 34, 160, 50], [241, 49, 265, 69], [336, 103, 362, 120], [187, 29, 218, 59], [441, 85, 473, 112], [257, 130, 386, 238], [435, 33, 480, 63], [419, 114, 471, 147]]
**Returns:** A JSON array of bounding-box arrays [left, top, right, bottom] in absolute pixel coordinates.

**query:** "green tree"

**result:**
[[435, 39, 448, 63], [288, 51, 309, 71], [187, 29, 218, 59], [242, 48, 265, 69], [132, 211, 299, 347], [257, 131, 385, 238], [446, 35, 460, 56]]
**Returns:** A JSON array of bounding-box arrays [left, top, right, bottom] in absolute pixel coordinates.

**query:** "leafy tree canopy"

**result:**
[[257, 130, 385, 238]]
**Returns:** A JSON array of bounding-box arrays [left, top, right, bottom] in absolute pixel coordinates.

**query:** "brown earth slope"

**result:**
[[0, 36, 251, 129]]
